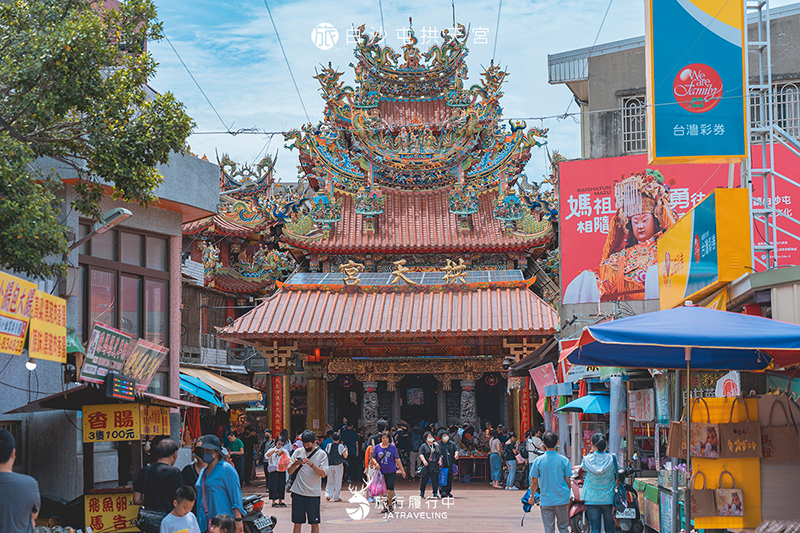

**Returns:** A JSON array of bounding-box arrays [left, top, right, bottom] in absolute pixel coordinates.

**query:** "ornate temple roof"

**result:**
[[219, 281, 558, 340], [282, 188, 553, 254]]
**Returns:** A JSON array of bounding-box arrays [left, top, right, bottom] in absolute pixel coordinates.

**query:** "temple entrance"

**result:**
[[399, 374, 438, 427], [476, 373, 504, 429]]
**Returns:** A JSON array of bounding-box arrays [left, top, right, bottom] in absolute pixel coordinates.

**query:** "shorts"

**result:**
[[291, 493, 321, 524], [383, 471, 397, 491]]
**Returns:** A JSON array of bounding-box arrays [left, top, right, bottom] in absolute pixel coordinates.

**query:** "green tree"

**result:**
[[0, 0, 194, 278]]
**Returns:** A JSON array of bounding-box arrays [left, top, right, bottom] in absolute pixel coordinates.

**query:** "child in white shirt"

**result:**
[[159, 486, 201, 533]]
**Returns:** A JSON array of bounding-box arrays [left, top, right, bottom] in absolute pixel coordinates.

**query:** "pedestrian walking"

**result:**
[[225, 432, 246, 486], [408, 425, 423, 480], [287, 430, 329, 533], [371, 430, 406, 513], [324, 432, 348, 502], [488, 429, 503, 489], [436, 430, 458, 498], [529, 430, 572, 533], [133, 438, 183, 516], [193, 435, 245, 533], [181, 447, 207, 514], [340, 422, 359, 483], [265, 435, 291, 508], [417, 431, 440, 499], [241, 427, 258, 485], [159, 486, 201, 533], [581, 433, 618, 533], [0, 429, 40, 533], [503, 432, 520, 490], [259, 429, 274, 488]]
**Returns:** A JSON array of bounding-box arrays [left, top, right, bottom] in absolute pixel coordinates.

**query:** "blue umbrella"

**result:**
[[180, 373, 223, 407], [557, 393, 610, 414]]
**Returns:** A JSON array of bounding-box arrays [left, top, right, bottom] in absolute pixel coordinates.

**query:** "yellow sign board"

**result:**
[[85, 492, 140, 532], [139, 404, 170, 436], [658, 188, 752, 309], [28, 290, 67, 363], [0, 272, 37, 355], [82, 404, 140, 443]]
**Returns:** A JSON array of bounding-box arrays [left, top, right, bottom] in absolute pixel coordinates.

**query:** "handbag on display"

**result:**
[[666, 410, 686, 458], [689, 471, 717, 517], [689, 398, 720, 459], [719, 396, 762, 459], [761, 398, 800, 464], [715, 470, 744, 517]]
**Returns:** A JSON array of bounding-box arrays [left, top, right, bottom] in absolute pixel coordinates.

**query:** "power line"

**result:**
[[379, 0, 386, 39], [262, 0, 311, 123], [163, 34, 231, 132], [492, 0, 502, 61], [588, 0, 614, 58]]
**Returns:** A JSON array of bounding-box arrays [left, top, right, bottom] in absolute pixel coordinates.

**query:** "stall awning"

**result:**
[[509, 338, 558, 376], [180, 374, 224, 407], [4, 384, 208, 414], [180, 367, 262, 404]]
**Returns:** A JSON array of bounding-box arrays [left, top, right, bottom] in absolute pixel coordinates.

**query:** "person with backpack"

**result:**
[[524, 427, 545, 482], [417, 431, 441, 499], [324, 432, 348, 502], [503, 432, 520, 491], [287, 431, 329, 531], [436, 430, 459, 498], [529, 430, 572, 533], [408, 426, 423, 480], [580, 433, 618, 533]]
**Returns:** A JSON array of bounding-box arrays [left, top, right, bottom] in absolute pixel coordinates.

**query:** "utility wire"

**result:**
[[588, 0, 614, 58], [164, 34, 231, 132], [379, 0, 386, 39], [492, 0, 502, 61], [263, 0, 311, 123]]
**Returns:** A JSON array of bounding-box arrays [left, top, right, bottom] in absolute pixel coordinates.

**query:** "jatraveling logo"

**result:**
[[346, 485, 371, 521], [344, 484, 451, 521], [673, 64, 723, 113], [311, 22, 339, 50]]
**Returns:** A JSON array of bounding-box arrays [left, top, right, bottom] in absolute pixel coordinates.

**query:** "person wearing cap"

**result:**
[[194, 435, 245, 533]]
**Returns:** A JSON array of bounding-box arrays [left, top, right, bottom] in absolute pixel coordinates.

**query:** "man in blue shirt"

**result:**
[[194, 435, 245, 533], [529, 430, 572, 533]]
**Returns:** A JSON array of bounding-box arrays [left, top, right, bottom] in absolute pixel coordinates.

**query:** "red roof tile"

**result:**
[[183, 214, 274, 237], [219, 286, 558, 340], [282, 188, 553, 254]]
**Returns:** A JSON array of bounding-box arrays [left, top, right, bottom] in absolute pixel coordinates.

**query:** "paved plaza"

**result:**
[[244, 473, 548, 533]]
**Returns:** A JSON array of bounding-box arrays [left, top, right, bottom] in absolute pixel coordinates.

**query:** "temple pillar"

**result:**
[[306, 366, 327, 435], [283, 374, 290, 435], [460, 380, 476, 427], [362, 381, 378, 434]]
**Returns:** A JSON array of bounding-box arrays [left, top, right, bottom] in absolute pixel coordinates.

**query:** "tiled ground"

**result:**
[[244, 471, 549, 533]]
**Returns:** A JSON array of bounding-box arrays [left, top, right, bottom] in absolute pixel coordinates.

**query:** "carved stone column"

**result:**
[[362, 381, 379, 434], [460, 380, 477, 426]]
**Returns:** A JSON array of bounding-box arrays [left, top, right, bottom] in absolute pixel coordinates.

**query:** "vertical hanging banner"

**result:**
[[271, 375, 283, 435], [646, 0, 747, 163], [29, 290, 67, 363], [0, 272, 37, 355]]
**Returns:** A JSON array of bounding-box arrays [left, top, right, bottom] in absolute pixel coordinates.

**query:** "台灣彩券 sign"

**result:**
[[79, 323, 133, 384], [0, 272, 37, 355], [82, 403, 140, 442], [84, 492, 139, 532], [28, 290, 67, 363], [645, 0, 747, 163], [121, 339, 168, 391]]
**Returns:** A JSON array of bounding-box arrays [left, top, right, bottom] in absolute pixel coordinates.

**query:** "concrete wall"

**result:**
[[559, 299, 661, 339]]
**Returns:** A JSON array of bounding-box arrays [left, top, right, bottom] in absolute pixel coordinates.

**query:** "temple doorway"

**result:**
[[476, 373, 504, 430], [399, 374, 438, 427]]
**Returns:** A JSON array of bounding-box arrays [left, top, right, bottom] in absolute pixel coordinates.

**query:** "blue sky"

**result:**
[[149, 0, 796, 184]]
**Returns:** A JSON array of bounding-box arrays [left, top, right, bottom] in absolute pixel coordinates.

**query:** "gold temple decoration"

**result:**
[[338, 260, 365, 285], [442, 258, 468, 284], [503, 337, 547, 362], [389, 259, 417, 285], [256, 340, 300, 370]]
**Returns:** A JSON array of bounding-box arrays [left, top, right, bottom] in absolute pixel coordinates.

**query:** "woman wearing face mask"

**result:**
[[436, 430, 459, 498], [264, 435, 291, 508], [193, 435, 245, 533], [181, 446, 207, 513], [418, 431, 441, 499]]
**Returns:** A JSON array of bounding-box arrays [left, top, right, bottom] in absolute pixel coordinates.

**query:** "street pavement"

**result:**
[[244, 471, 548, 533]]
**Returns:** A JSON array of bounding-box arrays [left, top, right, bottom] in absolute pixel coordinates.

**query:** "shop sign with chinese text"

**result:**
[[121, 339, 169, 391], [82, 404, 140, 442], [28, 290, 67, 363], [0, 272, 37, 355], [139, 404, 170, 436], [84, 492, 139, 532], [646, 0, 747, 163], [79, 323, 133, 384]]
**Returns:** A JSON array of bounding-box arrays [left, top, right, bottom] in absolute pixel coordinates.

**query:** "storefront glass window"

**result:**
[[92, 230, 116, 261], [120, 276, 141, 338], [89, 269, 116, 328], [121, 233, 143, 266], [145, 279, 166, 345], [146, 237, 167, 271]]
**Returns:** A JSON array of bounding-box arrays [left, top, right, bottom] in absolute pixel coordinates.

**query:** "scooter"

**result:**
[[241, 494, 278, 533], [614, 466, 644, 533], [569, 466, 590, 533]]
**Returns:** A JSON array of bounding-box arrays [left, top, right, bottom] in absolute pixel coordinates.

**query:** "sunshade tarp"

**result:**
[[180, 367, 262, 404], [557, 393, 610, 414], [180, 374, 223, 407], [567, 306, 800, 371]]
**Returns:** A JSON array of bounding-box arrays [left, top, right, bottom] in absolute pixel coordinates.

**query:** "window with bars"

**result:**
[[622, 96, 647, 153], [750, 82, 800, 140]]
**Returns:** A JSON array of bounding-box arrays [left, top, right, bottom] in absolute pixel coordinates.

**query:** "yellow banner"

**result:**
[[85, 492, 139, 532], [82, 404, 140, 443], [28, 290, 67, 363], [0, 272, 37, 355], [139, 404, 170, 436]]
